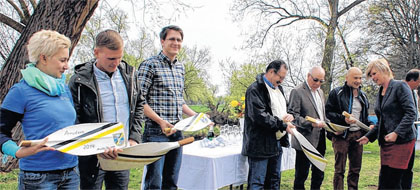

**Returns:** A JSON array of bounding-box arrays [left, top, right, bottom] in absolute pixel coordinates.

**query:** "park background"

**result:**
[[1, 0, 420, 189]]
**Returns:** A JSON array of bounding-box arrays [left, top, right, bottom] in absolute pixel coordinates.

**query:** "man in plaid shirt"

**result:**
[[138, 25, 197, 190]]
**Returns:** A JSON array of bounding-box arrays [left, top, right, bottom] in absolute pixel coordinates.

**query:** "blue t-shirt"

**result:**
[[1, 80, 78, 171]]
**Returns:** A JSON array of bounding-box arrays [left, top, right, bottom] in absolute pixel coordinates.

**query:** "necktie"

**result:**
[[413, 90, 418, 120]]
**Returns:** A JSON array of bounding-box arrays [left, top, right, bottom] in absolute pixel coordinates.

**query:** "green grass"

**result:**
[[1, 141, 419, 189]]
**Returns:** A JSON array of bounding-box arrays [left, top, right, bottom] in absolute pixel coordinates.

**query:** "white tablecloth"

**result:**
[[177, 140, 295, 190]]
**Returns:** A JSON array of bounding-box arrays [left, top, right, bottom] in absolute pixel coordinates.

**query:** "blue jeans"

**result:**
[[142, 123, 183, 190], [247, 142, 283, 190], [89, 169, 130, 190], [18, 167, 79, 190]]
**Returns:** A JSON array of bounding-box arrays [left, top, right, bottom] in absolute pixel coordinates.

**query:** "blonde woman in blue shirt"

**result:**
[[0, 30, 79, 189]]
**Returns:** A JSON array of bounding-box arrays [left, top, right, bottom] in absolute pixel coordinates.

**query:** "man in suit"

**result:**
[[288, 66, 327, 190], [401, 68, 420, 189]]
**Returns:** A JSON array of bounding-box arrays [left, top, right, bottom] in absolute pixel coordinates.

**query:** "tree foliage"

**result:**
[[230, 0, 367, 96], [362, 0, 420, 79]]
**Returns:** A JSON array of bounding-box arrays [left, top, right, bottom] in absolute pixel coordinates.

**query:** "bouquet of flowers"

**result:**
[[229, 96, 245, 118]]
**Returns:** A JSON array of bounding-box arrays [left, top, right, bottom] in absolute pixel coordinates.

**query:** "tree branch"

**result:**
[[338, 0, 366, 17], [336, 26, 354, 68], [6, 0, 25, 22], [17, 0, 31, 22], [0, 13, 24, 33], [29, 0, 37, 9]]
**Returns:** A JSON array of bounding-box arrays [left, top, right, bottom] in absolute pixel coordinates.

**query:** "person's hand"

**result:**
[[311, 120, 325, 128], [15, 138, 55, 158], [128, 139, 138, 146], [99, 147, 123, 160], [356, 136, 369, 145], [385, 132, 398, 142], [282, 114, 294, 123], [159, 120, 176, 136], [334, 131, 344, 135], [369, 125, 375, 130], [285, 122, 296, 136], [345, 117, 356, 125]]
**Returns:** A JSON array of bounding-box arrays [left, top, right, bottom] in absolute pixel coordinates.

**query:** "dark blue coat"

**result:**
[[365, 80, 417, 145], [241, 74, 289, 158]]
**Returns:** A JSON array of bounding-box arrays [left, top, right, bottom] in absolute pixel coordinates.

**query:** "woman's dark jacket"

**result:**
[[365, 80, 416, 145]]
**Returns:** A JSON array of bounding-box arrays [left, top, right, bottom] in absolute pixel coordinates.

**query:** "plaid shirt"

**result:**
[[138, 51, 185, 124]]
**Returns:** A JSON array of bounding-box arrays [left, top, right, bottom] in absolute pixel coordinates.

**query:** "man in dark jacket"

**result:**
[[242, 60, 295, 190], [401, 68, 420, 189], [325, 67, 373, 190], [68, 30, 143, 190]]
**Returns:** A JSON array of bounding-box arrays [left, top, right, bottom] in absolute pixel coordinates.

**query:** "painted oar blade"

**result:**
[[326, 122, 349, 133], [22, 123, 126, 156], [173, 113, 212, 132], [355, 120, 371, 131], [292, 128, 327, 171], [99, 137, 195, 171]]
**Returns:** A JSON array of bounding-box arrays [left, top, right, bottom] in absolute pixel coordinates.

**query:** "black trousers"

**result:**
[[293, 135, 326, 190], [401, 146, 415, 189], [378, 165, 404, 189]]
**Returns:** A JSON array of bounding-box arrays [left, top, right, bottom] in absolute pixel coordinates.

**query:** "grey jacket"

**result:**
[[288, 82, 327, 151], [365, 80, 416, 145]]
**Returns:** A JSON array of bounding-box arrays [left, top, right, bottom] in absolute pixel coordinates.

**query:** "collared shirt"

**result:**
[[93, 64, 130, 137], [263, 75, 276, 89], [350, 96, 362, 131], [306, 81, 324, 121], [265, 82, 288, 139], [138, 51, 185, 124]]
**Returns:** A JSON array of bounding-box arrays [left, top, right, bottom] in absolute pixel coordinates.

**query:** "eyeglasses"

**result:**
[[167, 37, 183, 43], [274, 71, 285, 80], [310, 74, 325, 83]]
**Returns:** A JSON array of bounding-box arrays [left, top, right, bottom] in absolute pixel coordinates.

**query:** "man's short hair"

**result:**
[[405, 69, 420, 82], [159, 25, 184, 40], [266, 60, 288, 73], [95, 29, 123, 50]]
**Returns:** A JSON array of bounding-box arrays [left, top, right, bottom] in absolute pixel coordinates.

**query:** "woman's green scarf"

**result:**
[[20, 63, 66, 96]]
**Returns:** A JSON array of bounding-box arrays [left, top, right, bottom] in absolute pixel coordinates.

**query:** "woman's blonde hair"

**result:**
[[27, 30, 71, 63], [365, 58, 394, 79]]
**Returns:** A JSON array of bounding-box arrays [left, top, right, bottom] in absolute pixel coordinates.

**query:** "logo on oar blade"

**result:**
[[113, 133, 125, 146]]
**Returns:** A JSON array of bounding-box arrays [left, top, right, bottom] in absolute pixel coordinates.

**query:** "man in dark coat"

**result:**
[[242, 60, 295, 190]]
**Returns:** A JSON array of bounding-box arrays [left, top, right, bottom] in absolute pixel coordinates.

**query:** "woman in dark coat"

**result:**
[[357, 58, 417, 189]]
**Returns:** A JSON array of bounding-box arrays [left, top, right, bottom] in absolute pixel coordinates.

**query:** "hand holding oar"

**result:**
[[163, 113, 213, 134], [305, 116, 349, 134], [15, 138, 55, 158], [98, 137, 195, 171], [19, 123, 126, 156], [342, 111, 372, 131]]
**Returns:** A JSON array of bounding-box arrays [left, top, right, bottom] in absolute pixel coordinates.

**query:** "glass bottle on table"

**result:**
[[207, 125, 215, 141]]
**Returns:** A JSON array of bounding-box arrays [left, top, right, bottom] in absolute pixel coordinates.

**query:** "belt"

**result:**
[[23, 167, 75, 174]]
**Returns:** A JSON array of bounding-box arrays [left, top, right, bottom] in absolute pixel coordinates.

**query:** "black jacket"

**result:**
[[68, 60, 144, 183], [325, 82, 372, 139], [365, 80, 417, 145], [241, 74, 289, 158]]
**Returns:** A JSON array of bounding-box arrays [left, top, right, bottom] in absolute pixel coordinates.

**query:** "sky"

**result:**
[[106, 0, 245, 96], [172, 0, 246, 96]]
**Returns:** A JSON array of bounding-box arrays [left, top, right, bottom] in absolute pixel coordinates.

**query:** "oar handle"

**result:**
[[178, 137, 194, 146], [305, 116, 319, 124], [342, 111, 352, 118], [19, 140, 43, 147], [163, 128, 175, 133]]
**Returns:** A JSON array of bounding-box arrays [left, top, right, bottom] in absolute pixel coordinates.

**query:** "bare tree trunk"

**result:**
[[321, 0, 339, 97], [0, 0, 99, 172]]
